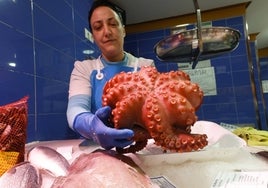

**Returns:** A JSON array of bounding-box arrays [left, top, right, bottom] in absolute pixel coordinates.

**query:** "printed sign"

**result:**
[[184, 66, 217, 96], [262, 80, 268, 93]]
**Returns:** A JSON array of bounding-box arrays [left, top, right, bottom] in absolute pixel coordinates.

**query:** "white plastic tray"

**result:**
[[135, 121, 247, 166]]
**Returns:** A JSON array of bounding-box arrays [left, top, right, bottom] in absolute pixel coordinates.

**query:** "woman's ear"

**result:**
[[122, 25, 126, 37]]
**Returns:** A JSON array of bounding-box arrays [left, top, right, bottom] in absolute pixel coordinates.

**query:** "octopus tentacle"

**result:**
[[112, 92, 146, 129], [116, 125, 151, 154], [142, 81, 206, 152]]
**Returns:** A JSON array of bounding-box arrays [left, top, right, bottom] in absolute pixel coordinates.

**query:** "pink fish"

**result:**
[[51, 150, 158, 188], [0, 162, 41, 188], [27, 146, 70, 177]]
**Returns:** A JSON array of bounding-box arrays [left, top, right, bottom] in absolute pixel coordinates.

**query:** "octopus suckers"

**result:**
[[102, 66, 207, 153]]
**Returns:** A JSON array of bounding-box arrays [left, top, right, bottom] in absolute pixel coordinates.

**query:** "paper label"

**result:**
[[184, 66, 217, 96], [150, 176, 177, 188], [211, 171, 268, 188], [262, 80, 268, 93]]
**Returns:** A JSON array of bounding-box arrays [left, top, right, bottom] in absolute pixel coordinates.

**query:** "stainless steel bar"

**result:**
[[192, 0, 203, 69]]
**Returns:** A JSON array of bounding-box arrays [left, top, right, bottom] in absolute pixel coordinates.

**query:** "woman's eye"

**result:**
[[93, 25, 102, 31], [109, 21, 118, 27]]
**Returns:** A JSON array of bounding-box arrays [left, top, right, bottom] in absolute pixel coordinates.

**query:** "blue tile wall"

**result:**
[[260, 57, 268, 130], [125, 16, 267, 130], [0, 0, 96, 142]]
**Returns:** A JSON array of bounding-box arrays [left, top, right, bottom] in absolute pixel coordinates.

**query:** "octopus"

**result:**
[[102, 66, 208, 153]]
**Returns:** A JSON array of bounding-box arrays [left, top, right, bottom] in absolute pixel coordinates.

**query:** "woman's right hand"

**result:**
[[73, 106, 134, 150]]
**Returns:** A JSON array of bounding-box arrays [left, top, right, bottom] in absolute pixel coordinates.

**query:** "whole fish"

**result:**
[[0, 162, 41, 188], [51, 149, 159, 188], [27, 146, 70, 177]]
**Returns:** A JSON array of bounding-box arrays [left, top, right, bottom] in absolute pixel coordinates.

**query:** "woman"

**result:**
[[67, 0, 154, 150]]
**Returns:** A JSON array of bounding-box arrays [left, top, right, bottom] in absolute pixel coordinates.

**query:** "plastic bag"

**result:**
[[0, 96, 29, 175]]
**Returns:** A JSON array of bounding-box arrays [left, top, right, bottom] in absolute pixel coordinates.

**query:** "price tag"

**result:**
[[211, 171, 268, 188], [150, 176, 176, 188]]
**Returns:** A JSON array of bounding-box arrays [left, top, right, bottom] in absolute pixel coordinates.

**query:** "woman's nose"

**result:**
[[103, 25, 112, 36]]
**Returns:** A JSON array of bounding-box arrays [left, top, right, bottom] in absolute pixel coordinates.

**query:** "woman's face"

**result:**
[[90, 6, 125, 62]]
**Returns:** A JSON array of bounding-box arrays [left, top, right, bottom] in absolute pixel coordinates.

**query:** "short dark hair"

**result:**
[[88, 0, 126, 31]]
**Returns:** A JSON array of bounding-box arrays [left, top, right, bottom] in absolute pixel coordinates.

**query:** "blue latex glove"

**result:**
[[73, 106, 134, 150]]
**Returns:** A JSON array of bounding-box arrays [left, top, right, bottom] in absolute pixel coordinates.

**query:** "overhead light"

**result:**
[[8, 62, 16, 67], [83, 49, 94, 55], [174, 23, 190, 28]]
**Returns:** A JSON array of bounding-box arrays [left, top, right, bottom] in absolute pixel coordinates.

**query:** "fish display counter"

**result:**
[[21, 121, 268, 188]]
